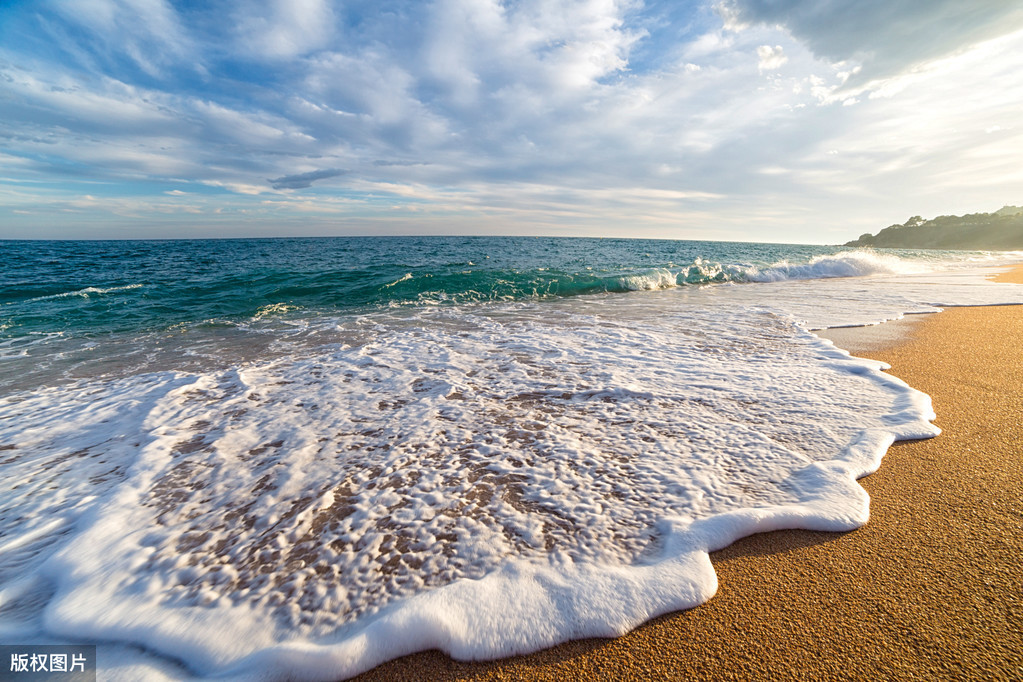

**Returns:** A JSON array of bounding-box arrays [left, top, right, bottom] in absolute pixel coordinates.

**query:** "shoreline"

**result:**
[[357, 265, 1023, 681]]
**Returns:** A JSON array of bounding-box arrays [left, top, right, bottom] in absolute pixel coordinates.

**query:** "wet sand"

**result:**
[[357, 265, 1023, 681]]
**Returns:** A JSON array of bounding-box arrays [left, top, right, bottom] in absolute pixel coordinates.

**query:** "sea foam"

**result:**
[[4, 293, 940, 679], [747, 250, 930, 281]]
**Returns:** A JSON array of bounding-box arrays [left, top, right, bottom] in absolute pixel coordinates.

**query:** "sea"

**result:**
[[2, 236, 1022, 680]]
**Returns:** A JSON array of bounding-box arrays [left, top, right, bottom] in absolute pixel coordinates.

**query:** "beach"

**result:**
[[4, 1, 1023, 675], [357, 266, 1023, 681], [5, 243, 1022, 680]]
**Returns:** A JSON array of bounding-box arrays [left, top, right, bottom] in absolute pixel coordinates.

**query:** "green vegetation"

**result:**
[[845, 206, 1023, 250]]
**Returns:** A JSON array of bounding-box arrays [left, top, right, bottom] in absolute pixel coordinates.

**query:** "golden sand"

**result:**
[[992, 262, 1023, 284], [357, 264, 1023, 681]]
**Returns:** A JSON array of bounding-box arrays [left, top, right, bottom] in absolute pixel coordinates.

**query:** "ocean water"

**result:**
[[1, 237, 1022, 680]]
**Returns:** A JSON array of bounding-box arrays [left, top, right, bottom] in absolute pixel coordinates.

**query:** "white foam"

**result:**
[[0, 516, 69, 556], [252, 303, 300, 320], [24, 283, 144, 303], [4, 300, 935, 678], [383, 273, 413, 288], [749, 250, 928, 281], [617, 268, 677, 290]]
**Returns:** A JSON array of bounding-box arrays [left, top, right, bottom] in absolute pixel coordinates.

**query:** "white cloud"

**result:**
[[201, 180, 271, 196], [233, 0, 336, 59], [2, 67, 178, 133], [756, 44, 787, 71], [47, 0, 194, 76]]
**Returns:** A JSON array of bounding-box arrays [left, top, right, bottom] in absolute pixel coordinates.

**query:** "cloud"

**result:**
[[201, 181, 269, 195], [756, 44, 787, 71], [268, 168, 349, 190], [233, 0, 336, 59], [373, 160, 431, 168], [720, 0, 1023, 85], [46, 0, 195, 77], [2, 1, 1023, 241]]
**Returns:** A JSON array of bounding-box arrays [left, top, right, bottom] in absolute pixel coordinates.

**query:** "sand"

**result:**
[[357, 265, 1023, 682]]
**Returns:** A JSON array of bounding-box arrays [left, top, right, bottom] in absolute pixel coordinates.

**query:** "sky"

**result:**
[[2, 0, 1023, 243]]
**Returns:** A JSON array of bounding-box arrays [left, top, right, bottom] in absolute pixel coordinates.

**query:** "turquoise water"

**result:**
[[2, 237, 841, 339], [2, 236, 863, 392], [0, 236, 1008, 395]]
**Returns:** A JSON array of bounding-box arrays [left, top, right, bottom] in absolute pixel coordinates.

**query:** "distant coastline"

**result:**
[[845, 206, 1023, 250]]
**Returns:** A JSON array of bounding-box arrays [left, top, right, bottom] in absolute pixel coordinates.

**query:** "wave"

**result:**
[[613, 268, 678, 291], [382, 250, 941, 305], [8, 252, 927, 316], [251, 302, 301, 320], [382, 272, 413, 288], [23, 283, 144, 303], [744, 250, 930, 282]]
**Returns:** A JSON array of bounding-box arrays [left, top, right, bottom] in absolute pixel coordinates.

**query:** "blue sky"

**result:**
[[2, 0, 1022, 242]]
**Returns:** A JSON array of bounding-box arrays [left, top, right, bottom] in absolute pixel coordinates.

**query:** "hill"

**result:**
[[844, 206, 1023, 250]]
